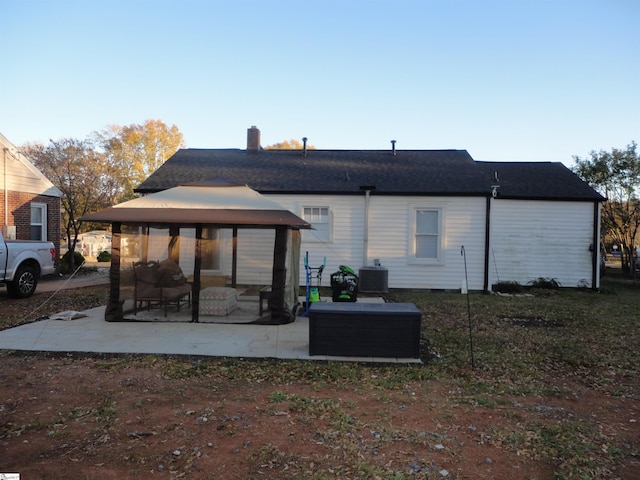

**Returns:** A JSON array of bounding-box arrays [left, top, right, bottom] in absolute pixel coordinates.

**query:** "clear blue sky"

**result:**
[[1, 0, 638, 166]]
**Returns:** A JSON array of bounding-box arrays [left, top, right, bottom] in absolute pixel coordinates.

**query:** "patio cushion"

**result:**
[[158, 258, 188, 287], [135, 262, 159, 285], [199, 287, 237, 316], [137, 283, 162, 299], [200, 287, 236, 301], [163, 283, 192, 299]]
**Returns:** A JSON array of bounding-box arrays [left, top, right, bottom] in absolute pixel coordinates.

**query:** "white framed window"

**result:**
[[302, 206, 332, 243], [30, 203, 47, 241], [409, 206, 443, 264]]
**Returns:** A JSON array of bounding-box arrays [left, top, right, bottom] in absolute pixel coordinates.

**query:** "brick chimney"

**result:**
[[247, 126, 260, 153]]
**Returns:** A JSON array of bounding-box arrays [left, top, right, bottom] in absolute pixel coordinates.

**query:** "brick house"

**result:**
[[1, 132, 62, 259]]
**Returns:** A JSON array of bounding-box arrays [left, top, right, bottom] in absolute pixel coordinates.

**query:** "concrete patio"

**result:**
[[0, 301, 422, 364]]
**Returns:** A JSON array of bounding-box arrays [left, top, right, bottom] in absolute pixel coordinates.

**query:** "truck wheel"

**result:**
[[7, 265, 38, 298]]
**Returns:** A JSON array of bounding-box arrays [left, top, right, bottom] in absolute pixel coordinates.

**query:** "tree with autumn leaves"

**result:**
[[94, 120, 185, 201], [23, 120, 184, 266], [265, 138, 315, 150]]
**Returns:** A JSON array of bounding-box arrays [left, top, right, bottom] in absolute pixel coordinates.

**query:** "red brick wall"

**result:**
[[0, 189, 61, 262]]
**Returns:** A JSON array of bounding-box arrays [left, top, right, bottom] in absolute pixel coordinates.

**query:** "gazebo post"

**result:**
[[105, 222, 123, 321], [231, 227, 238, 288], [268, 226, 292, 323], [191, 224, 203, 323]]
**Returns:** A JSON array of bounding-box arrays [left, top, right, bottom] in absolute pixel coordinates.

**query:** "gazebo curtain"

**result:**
[[105, 222, 302, 324]]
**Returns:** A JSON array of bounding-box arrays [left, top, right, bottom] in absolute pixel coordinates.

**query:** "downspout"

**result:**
[[485, 173, 500, 293], [359, 185, 376, 267], [363, 189, 370, 266], [483, 196, 491, 292]]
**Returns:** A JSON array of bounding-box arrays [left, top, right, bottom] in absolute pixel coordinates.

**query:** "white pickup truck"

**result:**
[[0, 230, 56, 298]]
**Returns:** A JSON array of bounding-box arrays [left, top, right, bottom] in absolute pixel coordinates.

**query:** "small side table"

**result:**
[[259, 286, 272, 316]]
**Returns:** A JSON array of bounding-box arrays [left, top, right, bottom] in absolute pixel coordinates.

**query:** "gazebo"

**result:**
[[80, 180, 311, 324]]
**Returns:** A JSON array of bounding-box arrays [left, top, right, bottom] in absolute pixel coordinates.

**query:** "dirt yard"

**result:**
[[0, 283, 638, 479]]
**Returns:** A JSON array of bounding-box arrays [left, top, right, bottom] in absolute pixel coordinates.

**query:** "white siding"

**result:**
[[136, 197, 598, 291], [267, 194, 487, 290], [234, 229, 275, 285], [489, 199, 595, 288], [367, 196, 487, 290], [268, 194, 366, 280], [177, 228, 270, 282], [1, 133, 62, 197]]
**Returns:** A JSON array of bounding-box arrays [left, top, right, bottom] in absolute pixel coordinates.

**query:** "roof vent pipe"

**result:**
[[302, 137, 308, 157], [247, 126, 261, 153], [391, 140, 396, 156]]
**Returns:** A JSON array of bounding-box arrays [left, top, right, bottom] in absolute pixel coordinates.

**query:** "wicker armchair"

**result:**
[[132, 259, 191, 316]]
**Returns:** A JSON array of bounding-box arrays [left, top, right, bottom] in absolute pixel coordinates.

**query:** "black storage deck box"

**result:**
[[308, 302, 422, 358]]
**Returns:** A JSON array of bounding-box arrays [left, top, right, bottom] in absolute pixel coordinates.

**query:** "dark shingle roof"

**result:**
[[135, 149, 604, 201], [136, 149, 488, 195], [476, 161, 605, 201]]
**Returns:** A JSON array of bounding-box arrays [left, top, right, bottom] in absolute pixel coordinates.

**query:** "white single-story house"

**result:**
[[64, 230, 112, 259], [134, 127, 605, 291]]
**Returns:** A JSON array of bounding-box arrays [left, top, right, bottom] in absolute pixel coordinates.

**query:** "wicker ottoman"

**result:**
[[199, 287, 237, 316]]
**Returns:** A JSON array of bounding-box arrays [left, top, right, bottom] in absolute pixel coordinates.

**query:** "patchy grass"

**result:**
[[1, 279, 639, 479], [387, 280, 640, 478], [0, 284, 109, 329], [390, 280, 640, 384]]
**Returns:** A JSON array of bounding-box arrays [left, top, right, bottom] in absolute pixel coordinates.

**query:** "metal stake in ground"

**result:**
[[460, 245, 475, 369]]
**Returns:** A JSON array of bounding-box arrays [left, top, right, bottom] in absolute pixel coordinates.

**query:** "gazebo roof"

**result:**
[[80, 180, 311, 228]]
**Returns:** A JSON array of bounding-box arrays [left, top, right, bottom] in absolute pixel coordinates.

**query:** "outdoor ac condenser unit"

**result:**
[[358, 266, 388, 293]]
